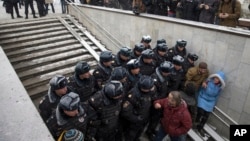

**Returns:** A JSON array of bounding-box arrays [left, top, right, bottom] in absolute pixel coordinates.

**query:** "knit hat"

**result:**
[[64, 129, 84, 141], [198, 62, 207, 69]]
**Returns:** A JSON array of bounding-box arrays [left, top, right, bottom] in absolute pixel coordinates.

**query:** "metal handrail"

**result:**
[[65, 1, 124, 50], [213, 106, 238, 125]]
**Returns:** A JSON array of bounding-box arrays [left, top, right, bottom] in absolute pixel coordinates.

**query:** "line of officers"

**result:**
[[39, 36, 200, 141]]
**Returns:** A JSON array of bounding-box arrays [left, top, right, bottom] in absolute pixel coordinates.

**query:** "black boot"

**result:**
[[25, 15, 28, 19], [33, 15, 38, 18]]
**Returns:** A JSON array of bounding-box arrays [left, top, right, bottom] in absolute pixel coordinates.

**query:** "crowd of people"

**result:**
[[3, 0, 249, 28], [2, 0, 55, 19], [38, 35, 226, 141]]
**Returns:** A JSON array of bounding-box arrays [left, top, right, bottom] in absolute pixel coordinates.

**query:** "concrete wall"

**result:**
[[0, 47, 54, 141], [68, 5, 250, 125]]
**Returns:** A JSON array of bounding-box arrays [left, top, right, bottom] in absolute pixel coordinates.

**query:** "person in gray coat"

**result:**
[[197, 0, 220, 24]]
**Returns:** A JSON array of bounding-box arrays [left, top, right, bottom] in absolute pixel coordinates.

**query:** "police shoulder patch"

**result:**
[[123, 101, 130, 108], [128, 94, 132, 98]]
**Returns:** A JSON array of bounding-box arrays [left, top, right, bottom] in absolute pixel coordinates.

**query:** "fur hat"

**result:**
[[208, 71, 226, 89], [59, 92, 80, 111], [64, 129, 84, 141]]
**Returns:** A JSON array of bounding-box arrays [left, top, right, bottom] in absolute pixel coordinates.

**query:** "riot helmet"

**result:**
[[159, 61, 174, 73], [172, 55, 184, 66], [176, 39, 187, 48], [127, 59, 140, 70], [50, 75, 67, 90], [100, 51, 113, 62], [138, 75, 154, 90], [156, 43, 168, 52], [187, 53, 198, 61], [141, 49, 154, 59], [111, 66, 128, 81], [104, 80, 123, 99], [119, 46, 132, 57], [59, 92, 80, 111], [156, 39, 166, 45], [141, 35, 152, 43], [75, 61, 90, 75], [134, 43, 145, 53]]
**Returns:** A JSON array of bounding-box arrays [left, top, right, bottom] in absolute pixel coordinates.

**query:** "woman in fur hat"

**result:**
[[195, 71, 226, 137]]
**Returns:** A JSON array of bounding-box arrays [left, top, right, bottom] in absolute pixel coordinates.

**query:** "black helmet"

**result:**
[[156, 43, 168, 52], [75, 61, 90, 75], [138, 75, 154, 90], [50, 75, 67, 90], [187, 53, 198, 61], [141, 49, 154, 59], [100, 51, 113, 62], [59, 92, 80, 111], [176, 39, 187, 48], [104, 80, 123, 99], [172, 55, 184, 66], [142, 35, 152, 43], [159, 61, 173, 73], [126, 59, 140, 70], [156, 39, 166, 45], [134, 43, 145, 52], [111, 66, 128, 81], [119, 46, 132, 57]]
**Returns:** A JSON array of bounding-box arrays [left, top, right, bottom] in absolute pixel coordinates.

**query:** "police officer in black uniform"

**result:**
[[126, 59, 141, 93], [88, 81, 124, 141], [168, 55, 186, 91], [131, 43, 145, 59], [113, 46, 132, 67], [153, 42, 169, 66], [46, 92, 91, 140], [121, 75, 156, 141], [182, 53, 198, 74], [167, 39, 187, 61], [138, 49, 156, 76], [146, 61, 174, 140], [67, 61, 98, 102], [39, 75, 71, 122], [93, 50, 113, 89], [109, 66, 129, 94], [141, 35, 152, 49]]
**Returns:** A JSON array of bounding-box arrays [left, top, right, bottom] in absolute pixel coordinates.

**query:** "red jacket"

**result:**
[[154, 98, 192, 137]]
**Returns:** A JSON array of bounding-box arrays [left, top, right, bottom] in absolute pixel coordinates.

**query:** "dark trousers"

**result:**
[[195, 107, 210, 131], [124, 123, 146, 141], [6, 2, 21, 18], [36, 0, 46, 16], [24, 0, 36, 16], [46, 3, 55, 14]]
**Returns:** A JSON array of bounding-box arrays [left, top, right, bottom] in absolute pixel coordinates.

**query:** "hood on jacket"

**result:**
[[208, 71, 226, 89]]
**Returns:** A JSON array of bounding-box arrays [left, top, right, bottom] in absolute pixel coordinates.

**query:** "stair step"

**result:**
[[204, 124, 225, 141], [9, 43, 84, 63], [2, 34, 75, 52], [17, 54, 95, 80], [0, 26, 66, 40], [23, 60, 98, 89], [0, 30, 75, 44], [6, 39, 79, 57], [0, 22, 63, 35]]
